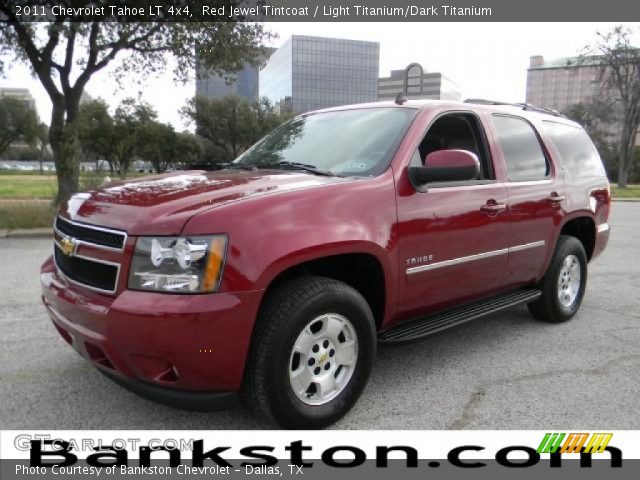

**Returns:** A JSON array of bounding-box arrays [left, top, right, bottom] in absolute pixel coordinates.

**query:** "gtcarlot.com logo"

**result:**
[[537, 432, 613, 454]]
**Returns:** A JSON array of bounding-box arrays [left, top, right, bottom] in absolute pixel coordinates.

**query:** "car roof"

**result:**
[[307, 99, 582, 129]]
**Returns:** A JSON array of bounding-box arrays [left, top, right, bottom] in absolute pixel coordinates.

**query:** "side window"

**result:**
[[542, 121, 606, 178], [413, 113, 494, 181], [492, 115, 549, 181]]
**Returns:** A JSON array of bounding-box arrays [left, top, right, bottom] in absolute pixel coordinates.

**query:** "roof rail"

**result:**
[[463, 98, 564, 117]]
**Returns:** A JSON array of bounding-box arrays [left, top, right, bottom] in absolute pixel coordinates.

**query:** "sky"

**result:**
[[1, 22, 639, 130]]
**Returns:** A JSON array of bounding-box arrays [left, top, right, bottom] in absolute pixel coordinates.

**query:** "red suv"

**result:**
[[41, 99, 610, 428]]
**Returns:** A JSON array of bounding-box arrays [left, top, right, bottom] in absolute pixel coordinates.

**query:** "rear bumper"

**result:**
[[41, 255, 264, 396], [592, 222, 610, 260]]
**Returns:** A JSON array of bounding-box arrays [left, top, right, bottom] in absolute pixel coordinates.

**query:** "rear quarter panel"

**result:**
[[530, 116, 609, 268]]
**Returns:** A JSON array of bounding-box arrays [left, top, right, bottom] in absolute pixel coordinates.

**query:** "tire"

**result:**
[[242, 276, 376, 429], [528, 235, 588, 323]]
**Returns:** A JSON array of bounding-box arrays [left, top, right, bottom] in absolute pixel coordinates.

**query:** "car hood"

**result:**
[[59, 170, 348, 235]]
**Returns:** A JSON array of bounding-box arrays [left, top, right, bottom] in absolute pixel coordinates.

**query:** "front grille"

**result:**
[[55, 216, 125, 250], [54, 245, 119, 293]]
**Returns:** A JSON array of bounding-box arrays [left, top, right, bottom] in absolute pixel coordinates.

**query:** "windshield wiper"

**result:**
[[225, 163, 256, 171], [261, 161, 336, 177]]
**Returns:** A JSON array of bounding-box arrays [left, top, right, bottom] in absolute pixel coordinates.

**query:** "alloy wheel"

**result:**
[[557, 254, 581, 308], [288, 313, 358, 406]]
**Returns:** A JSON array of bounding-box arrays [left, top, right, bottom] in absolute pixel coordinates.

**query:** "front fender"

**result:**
[[256, 240, 393, 289], [181, 171, 400, 322]]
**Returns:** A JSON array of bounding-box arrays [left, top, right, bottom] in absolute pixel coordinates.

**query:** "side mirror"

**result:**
[[409, 149, 480, 185]]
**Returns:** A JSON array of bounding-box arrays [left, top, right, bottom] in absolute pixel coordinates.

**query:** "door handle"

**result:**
[[547, 193, 565, 203], [480, 202, 506, 214]]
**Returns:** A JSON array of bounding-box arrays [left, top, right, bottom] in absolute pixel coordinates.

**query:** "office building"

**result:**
[[0, 87, 38, 151], [0, 87, 36, 110], [526, 55, 603, 113], [259, 35, 380, 114], [195, 48, 274, 102], [378, 63, 461, 101], [526, 54, 640, 145], [80, 91, 94, 105]]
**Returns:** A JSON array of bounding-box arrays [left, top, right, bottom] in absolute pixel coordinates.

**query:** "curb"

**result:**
[[612, 197, 640, 202], [1, 228, 52, 239]]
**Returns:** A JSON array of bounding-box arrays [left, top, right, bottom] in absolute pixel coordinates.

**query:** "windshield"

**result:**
[[230, 107, 417, 177]]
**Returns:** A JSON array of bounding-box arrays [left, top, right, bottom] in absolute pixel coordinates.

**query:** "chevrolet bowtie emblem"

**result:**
[[60, 236, 77, 256]]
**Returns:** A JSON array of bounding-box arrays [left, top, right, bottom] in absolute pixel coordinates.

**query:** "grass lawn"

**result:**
[[0, 200, 56, 230], [0, 175, 58, 199], [0, 172, 141, 228], [610, 184, 640, 198], [0, 172, 127, 199]]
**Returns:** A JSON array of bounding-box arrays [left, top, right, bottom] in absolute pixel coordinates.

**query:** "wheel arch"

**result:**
[[557, 214, 597, 261], [256, 245, 393, 331]]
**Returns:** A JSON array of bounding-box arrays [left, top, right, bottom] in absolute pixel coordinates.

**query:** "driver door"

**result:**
[[395, 112, 510, 319]]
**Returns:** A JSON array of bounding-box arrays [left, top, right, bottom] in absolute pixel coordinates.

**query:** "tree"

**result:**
[[77, 98, 114, 172], [111, 98, 157, 177], [36, 122, 50, 174], [0, 96, 39, 156], [249, 97, 292, 145], [564, 99, 615, 152], [0, 2, 270, 203], [181, 95, 290, 164], [174, 131, 204, 169], [633, 146, 640, 183], [137, 124, 204, 173], [77, 97, 161, 177], [199, 138, 230, 166], [581, 26, 640, 187], [137, 121, 177, 173]]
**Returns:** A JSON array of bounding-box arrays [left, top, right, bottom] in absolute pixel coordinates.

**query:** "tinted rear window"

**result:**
[[542, 121, 606, 178], [492, 115, 549, 181]]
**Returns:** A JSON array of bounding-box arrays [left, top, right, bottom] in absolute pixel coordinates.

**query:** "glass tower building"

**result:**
[[259, 35, 380, 114], [196, 49, 275, 102]]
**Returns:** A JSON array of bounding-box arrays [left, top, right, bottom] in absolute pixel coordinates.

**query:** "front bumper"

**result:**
[[41, 256, 264, 400], [99, 370, 237, 411]]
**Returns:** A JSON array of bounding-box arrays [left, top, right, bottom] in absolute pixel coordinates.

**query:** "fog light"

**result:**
[[134, 272, 200, 292]]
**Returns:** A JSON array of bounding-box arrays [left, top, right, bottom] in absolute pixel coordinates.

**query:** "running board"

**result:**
[[379, 288, 541, 343]]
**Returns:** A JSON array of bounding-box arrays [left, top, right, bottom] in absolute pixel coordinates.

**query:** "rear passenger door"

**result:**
[[489, 115, 565, 287]]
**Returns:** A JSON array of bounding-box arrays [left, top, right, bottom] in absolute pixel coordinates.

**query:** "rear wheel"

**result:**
[[243, 276, 376, 428], [528, 235, 587, 323]]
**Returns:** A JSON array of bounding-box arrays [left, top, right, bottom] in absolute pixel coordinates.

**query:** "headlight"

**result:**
[[128, 235, 227, 293]]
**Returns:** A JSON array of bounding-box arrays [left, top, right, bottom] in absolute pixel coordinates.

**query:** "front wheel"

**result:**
[[243, 276, 376, 428], [528, 235, 588, 323]]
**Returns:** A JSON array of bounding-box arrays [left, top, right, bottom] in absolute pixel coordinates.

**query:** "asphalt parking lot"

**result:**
[[1, 202, 639, 429]]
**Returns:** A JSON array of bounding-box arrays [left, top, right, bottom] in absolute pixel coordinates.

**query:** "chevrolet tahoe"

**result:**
[[41, 99, 611, 428]]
